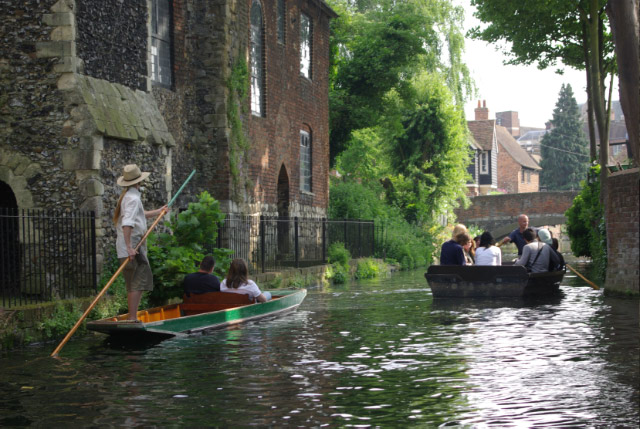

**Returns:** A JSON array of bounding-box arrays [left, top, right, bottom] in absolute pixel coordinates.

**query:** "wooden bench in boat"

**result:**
[[180, 292, 255, 316]]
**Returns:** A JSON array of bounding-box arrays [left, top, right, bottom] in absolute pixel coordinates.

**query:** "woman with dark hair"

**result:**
[[220, 258, 271, 302], [475, 231, 502, 266]]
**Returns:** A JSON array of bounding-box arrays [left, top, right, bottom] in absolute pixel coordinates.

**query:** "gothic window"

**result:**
[[480, 151, 488, 174], [251, 0, 265, 116], [300, 130, 312, 192], [277, 0, 286, 44], [300, 13, 312, 79], [151, 0, 172, 87]]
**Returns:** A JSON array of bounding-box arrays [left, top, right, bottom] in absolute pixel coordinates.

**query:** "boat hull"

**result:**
[[425, 265, 564, 298], [87, 289, 307, 338]]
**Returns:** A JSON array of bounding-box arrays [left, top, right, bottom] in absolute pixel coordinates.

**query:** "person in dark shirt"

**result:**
[[183, 255, 221, 297], [501, 214, 534, 256], [440, 233, 467, 265]]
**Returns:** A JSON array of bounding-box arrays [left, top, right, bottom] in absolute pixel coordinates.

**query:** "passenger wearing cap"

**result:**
[[113, 164, 168, 321], [537, 228, 565, 271]]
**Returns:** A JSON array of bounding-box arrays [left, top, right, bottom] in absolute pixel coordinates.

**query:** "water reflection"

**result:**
[[0, 267, 638, 427]]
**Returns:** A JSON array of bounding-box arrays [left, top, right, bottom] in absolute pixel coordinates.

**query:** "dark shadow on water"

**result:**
[[100, 332, 175, 352], [430, 292, 564, 312]]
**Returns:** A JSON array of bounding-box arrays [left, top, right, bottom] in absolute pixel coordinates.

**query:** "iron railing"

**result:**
[[216, 216, 377, 274], [0, 208, 97, 308]]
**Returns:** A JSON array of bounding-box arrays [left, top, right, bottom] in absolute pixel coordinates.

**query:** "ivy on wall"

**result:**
[[226, 58, 253, 202]]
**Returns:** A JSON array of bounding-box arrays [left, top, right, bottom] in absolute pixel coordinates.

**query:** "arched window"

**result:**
[[250, 0, 264, 116], [300, 129, 312, 192]]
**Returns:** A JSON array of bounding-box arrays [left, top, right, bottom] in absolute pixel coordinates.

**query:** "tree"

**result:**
[[383, 73, 471, 224], [327, 0, 472, 164], [469, 0, 616, 189], [606, 0, 639, 167], [540, 84, 590, 190]]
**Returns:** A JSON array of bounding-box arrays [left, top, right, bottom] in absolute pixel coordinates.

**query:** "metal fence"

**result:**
[[0, 208, 97, 308], [216, 216, 378, 274]]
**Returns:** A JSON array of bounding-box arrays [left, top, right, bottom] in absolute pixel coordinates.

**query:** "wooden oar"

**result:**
[[566, 263, 600, 290], [51, 170, 196, 357]]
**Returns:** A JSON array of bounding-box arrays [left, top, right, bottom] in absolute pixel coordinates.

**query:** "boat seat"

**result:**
[[181, 292, 254, 316]]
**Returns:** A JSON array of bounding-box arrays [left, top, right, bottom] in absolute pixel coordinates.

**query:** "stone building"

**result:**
[[1, 0, 336, 275]]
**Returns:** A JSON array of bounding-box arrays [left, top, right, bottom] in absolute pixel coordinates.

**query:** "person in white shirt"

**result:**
[[220, 258, 271, 302], [114, 164, 167, 321], [475, 231, 502, 266]]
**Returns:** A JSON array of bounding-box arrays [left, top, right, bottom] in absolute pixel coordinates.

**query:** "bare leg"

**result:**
[[127, 291, 143, 320]]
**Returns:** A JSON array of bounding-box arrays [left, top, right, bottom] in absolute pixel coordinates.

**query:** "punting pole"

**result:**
[[566, 263, 600, 290], [51, 170, 197, 357]]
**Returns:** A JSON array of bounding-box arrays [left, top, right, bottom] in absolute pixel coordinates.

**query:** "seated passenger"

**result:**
[[456, 232, 474, 265], [220, 258, 271, 302], [440, 225, 467, 265], [514, 228, 553, 273], [183, 255, 220, 297], [537, 228, 565, 272], [475, 231, 502, 266]]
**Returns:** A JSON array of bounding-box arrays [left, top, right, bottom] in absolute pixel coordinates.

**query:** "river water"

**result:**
[[1, 265, 638, 427]]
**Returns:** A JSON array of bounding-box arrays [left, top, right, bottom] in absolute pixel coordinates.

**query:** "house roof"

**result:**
[[496, 125, 541, 170], [467, 133, 480, 150], [467, 120, 495, 151], [582, 120, 629, 144]]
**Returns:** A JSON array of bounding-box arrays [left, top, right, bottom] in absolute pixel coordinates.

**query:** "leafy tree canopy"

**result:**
[[540, 84, 590, 190], [328, 0, 473, 163]]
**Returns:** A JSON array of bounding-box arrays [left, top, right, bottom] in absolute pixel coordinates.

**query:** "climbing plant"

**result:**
[[226, 57, 252, 201]]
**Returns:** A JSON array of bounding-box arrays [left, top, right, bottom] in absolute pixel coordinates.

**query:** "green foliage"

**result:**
[[327, 0, 472, 163], [329, 179, 387, 221], [383, 74, 471, 225], [39, 303, 84, 339], [226, 57, 252, 199], [148, 191, 232, 305], [328, 242, 351, 269], [355, 258, 383, 279], [540, 84, 590, 190], [565, 165, 607, 281], [379, 218, 432, 270], [325, 264, 348, 284], [90, 249, 138, 319]]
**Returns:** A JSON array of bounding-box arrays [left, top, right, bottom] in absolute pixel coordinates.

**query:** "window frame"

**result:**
[[479, 151, 489, 174], [150, 0, 173, 88], [250, 0, 265, 116], [277, 0, 286, 44], [299, 13, 312, 80], [300, 130, 312, 192]]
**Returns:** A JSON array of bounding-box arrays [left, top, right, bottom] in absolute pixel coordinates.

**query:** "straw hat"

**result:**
[[117, 164, 150, 187]]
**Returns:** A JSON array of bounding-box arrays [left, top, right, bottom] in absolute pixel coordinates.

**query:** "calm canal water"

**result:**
[[1, 265, 638, 427]]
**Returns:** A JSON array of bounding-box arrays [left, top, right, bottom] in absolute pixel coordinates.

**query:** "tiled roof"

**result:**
[[467, 120, 495, 151], [496, 125, 541, 170]]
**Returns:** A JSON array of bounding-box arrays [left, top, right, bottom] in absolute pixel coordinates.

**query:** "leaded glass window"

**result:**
[[251, 0, 264, 116], [300, 131, 312, 192], [277, 0, 286, 44], [151, 0, 172, 87], [300, 13, 312, 79]]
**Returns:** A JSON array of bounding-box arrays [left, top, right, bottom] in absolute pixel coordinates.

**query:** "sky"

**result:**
[[457, 0, 617, 129]]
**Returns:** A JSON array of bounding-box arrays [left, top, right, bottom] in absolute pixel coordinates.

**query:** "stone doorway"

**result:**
[[277, 165, 290, 256], [0, 181, 20, 302]]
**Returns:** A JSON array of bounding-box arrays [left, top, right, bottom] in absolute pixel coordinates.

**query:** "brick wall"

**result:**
[[246, 0, 330, 216], [497, 150, 539, 193], [605, 169, 639, 293]]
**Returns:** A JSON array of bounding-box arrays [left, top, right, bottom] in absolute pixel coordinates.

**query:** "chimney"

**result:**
[[475, 100, 489, 120]]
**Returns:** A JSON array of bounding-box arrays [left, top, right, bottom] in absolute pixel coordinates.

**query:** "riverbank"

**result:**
[[0, 258, 390, 351]]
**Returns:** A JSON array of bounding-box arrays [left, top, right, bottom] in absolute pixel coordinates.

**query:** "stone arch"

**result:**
[[277, 164, 290, 255], [0, 180, 21, 300]]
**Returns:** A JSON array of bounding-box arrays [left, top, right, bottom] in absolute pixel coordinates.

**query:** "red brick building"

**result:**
[[466, 101, 498, 196], [495, 125, 541, 193]]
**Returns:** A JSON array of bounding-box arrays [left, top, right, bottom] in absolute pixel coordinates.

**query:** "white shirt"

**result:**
[[220, 279, 262, 300], [115, 187, 147, 258], [475, 246, 502, 266]]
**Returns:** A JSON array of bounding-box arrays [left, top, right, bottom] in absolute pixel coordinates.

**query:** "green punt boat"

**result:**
[[87, 289, 307, 339]]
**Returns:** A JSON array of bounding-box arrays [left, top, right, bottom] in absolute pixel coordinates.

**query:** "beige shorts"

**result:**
[[119, 253, 154, 292]]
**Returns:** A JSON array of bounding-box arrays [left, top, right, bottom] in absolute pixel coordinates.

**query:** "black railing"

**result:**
[[216, 216, 377, 274], [0, 208, 97, 308]]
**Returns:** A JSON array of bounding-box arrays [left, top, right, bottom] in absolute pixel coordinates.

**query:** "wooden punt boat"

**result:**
[[424, 265, 564, 298], [87, 289, 307, 339]]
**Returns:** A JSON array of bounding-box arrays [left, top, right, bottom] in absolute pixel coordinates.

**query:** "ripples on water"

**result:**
[[1, 266, 638, 427]]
